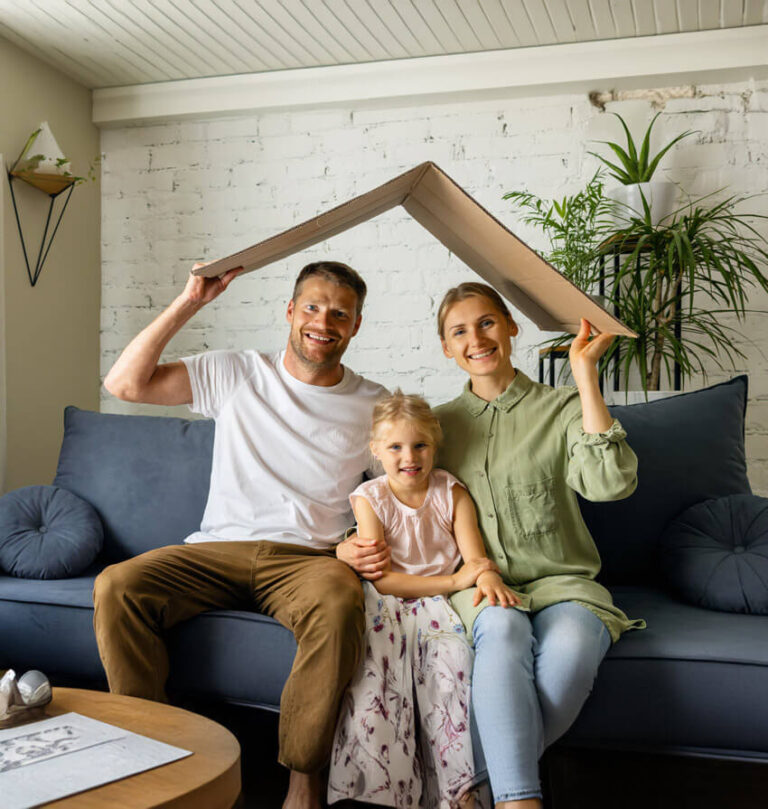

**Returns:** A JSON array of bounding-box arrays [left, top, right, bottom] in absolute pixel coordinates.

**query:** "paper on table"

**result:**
[[0, 712, 192, 809]]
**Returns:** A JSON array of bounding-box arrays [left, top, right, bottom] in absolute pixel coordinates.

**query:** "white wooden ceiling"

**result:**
[[0, 0, 766, 89]]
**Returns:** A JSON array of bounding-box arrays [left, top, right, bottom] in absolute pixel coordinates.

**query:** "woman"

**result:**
[[435, 282, 645, 809]]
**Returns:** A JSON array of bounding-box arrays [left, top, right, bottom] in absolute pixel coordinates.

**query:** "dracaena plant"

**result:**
[[588, 111, 694, 185], [505, 174, 768, 392]]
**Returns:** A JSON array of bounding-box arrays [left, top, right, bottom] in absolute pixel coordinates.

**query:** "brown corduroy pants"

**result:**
[[92, 540, 365, 773]]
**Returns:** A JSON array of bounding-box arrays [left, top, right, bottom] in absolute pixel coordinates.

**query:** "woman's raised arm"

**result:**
[[568, 318, 615, 434]]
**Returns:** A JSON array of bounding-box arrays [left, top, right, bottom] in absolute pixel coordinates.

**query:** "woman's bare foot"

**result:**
[[282, 770, 322, 809]]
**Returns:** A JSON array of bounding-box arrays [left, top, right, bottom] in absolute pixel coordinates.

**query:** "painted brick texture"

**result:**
[[100, 79, 768, 494]]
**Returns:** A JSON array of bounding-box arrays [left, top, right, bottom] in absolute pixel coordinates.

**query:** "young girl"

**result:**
[[327, 391, 521, 809]]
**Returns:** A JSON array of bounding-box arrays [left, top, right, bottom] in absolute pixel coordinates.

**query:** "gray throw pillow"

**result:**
[[660, 494, 768, 614], [0, 485, 103, 578]]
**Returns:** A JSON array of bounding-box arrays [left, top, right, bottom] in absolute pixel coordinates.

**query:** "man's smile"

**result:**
[[303, 330, 337, 345]]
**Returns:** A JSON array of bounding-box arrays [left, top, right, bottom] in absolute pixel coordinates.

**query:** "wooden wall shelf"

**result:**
[[10, 169, 77, 197]]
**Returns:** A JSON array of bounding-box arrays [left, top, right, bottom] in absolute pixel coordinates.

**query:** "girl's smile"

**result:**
[[371, 419, 436, 507]]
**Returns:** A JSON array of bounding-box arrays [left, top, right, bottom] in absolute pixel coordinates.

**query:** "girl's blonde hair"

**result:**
[[371, 390, 442, 446], [437, 281, 515, 338]]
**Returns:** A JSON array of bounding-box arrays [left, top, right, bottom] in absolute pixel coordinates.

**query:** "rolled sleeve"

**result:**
[[181, 350, 252, 419]]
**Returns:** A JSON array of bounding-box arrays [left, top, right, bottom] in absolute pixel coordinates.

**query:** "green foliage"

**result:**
[[504, 179, 768, 391], [11, 126, 100, 185], [588, 111, 695, 184], [503, 172, 614, 291], [12, 127, 43, 171]]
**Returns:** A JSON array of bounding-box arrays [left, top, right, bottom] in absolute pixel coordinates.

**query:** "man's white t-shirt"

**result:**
[[181, 350, 388, 549]]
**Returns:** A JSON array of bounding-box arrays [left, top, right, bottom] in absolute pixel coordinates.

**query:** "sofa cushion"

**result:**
[[567, 586, 768, 758], [0, 571, 105, 681], [0, 486, 103, 578], [579, 376, 750, 585], [659, 495, 768, 614], [0, 571, 296, 710], [53, 407, 215, 561]]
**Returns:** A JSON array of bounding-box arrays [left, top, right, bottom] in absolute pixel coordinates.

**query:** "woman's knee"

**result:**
[[534, 603, 610, 665], [473, 606, 532, 650]]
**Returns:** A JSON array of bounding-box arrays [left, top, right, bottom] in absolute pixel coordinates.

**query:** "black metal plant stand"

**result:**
[[538, 236, 682, 392], [599, 236, 683, 393], [7, 170, 76, 287]]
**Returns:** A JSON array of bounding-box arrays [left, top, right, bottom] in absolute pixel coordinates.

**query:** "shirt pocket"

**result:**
[[506, 477, 558, 539]]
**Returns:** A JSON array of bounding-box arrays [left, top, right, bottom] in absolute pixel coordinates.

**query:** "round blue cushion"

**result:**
[[660, 494, 768, 614], [0, 485, 103, 579]]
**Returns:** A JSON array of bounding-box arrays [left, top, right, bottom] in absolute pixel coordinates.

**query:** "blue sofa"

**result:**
[[1, 376, 767, 766]]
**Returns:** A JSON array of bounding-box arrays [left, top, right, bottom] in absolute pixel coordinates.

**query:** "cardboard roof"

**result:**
[[195, 161, 636, 337]]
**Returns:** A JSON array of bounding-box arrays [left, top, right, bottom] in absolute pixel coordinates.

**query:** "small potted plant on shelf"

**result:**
[[9, 121, 97, 196], [589, 111, 694, 226], [504, 173, 768, 397]]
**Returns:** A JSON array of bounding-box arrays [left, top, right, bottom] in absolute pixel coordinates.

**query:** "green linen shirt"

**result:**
[[437, 370, 646, 643]]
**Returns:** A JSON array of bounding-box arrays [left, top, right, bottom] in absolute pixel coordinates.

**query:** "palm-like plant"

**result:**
[[505, 176, 768, 392], [588, 111, 694, 184], [503, 172, 614, 292]]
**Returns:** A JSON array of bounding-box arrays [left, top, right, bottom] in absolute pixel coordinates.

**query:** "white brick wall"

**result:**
[[100, 78, 768, 493]]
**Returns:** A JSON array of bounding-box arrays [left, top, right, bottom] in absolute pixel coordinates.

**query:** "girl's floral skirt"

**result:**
[[328, 582, 486, 808]]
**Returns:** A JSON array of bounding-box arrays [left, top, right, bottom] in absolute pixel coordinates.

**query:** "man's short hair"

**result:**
[[292, 261, 367, 317]]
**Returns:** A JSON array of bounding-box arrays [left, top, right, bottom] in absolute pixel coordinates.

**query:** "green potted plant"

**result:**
[[504, 174, 768, 395], [10, 121, 98, 195], [589, 111, 694, 226]]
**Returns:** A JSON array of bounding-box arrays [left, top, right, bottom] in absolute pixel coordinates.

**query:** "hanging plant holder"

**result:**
[[7, 169, 76, 287], [7, 121, 88, 287]]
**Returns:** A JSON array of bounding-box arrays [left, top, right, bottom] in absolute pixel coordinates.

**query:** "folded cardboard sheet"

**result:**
[[195, 161, 635, 337]]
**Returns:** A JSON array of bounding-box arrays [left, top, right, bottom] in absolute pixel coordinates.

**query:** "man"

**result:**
[[95, 260, 390, 809]]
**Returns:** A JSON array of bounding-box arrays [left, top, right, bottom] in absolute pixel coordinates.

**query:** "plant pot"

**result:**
[[607, 181, 678, 227]]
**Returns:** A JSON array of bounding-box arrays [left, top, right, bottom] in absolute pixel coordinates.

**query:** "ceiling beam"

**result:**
[[93, 24, 768, 127]]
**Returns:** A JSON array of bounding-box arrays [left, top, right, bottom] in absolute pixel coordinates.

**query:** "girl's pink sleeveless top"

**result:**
[[349, 469, 464, 577]]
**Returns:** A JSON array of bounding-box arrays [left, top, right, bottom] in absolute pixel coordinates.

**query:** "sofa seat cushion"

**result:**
[[0, 572, 296, 711], [567, 586, 768, 758], [0, 569, 102, 608], [0, 572, 105, 682], [167, 610, 296, 710]]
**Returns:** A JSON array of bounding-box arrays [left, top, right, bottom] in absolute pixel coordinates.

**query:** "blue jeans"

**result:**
[[471, 601, 611, 802]]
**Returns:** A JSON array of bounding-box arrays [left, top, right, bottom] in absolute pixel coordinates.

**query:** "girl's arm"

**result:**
[[353, 496, 493, 598], [452, 486, 520, 608]]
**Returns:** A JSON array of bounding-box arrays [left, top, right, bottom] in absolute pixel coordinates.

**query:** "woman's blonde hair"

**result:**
[[371, 390, 442, 446], [437, 281, 515, 337]]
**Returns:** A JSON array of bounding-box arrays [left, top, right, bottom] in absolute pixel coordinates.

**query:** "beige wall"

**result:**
[[0, 37, 100, 492]]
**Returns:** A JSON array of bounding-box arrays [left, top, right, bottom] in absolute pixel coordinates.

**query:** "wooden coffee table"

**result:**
[[34, 687, 241, 808]]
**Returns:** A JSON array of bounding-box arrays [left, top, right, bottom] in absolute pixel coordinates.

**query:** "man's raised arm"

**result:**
[[104, 264, 242, 406]]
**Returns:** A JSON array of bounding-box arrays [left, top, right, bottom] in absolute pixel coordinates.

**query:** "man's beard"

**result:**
[[289, 328, 345, 370]]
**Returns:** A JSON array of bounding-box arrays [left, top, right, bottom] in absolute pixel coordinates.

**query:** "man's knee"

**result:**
[[320, 564, 364, 626], [93, 560, 143, 607], [299, 562, 364, 638]]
